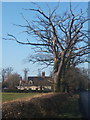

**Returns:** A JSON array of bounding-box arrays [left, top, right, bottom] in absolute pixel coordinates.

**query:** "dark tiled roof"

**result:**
[[28, 76, 53, 86]]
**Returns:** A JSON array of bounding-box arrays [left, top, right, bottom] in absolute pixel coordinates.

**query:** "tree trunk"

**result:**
[[54, 59, 65, 92], [2, 76, 5, 83], [54, 73, 63, 92]]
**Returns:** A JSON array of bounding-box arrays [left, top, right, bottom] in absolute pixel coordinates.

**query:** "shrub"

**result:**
[[2, 93, 68, 119]]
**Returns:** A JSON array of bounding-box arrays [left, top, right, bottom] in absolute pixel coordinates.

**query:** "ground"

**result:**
[[2, 92, 43, 103]]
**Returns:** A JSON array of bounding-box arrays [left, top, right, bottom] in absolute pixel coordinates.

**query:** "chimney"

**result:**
[[42, 72, 45, 78], [20, 77, 22, 80]]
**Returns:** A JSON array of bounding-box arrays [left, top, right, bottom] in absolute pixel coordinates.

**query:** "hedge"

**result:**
[[2, 93, 68, 119]]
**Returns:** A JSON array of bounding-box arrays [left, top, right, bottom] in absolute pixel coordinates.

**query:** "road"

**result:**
[[79, 91, 90, 119]]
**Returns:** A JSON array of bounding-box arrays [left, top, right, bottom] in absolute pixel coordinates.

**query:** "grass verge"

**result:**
[[2, 92, 41, 102]]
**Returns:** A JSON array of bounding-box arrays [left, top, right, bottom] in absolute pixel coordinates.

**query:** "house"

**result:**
[[17, 72, 54, 91]]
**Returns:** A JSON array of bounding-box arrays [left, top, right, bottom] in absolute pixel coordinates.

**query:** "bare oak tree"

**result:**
[[5, 3, 90, 92]]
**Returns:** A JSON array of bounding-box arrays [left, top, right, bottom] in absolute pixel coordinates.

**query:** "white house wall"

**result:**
[[17, 85, 52, 90]]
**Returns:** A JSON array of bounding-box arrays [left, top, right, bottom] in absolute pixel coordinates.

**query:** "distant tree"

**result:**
[[2, 67, 13, 82], [2, 80, 9, 89], [63, 67, 88, 92], [80, 67, 88, 77], [2, 68, 7, 82], [6, 67, 13, 78], [23, 68, 29, 81], [6, 73, 21, 89], [37, 69, 41, 77], [5, 3, 90, 92]]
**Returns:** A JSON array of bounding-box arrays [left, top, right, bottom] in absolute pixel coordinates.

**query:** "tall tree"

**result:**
[[23, 68, 29, 81], [2, 67, 13, 82], [5, 3, 90, 92], [6, 67, 13, 78], [6, 73, 21, 89], [2, 68, 7, 82], [37, 69, 41, 77], [63, 67, 88, 92]]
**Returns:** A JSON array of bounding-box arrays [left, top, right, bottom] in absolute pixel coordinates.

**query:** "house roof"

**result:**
[[28, 76, 53, 86]]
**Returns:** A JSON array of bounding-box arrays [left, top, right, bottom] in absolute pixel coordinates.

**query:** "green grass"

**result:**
[[2, 92, 41, 102]]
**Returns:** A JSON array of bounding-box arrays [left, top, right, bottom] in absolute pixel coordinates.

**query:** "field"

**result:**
[[2, 92, 41, 103]]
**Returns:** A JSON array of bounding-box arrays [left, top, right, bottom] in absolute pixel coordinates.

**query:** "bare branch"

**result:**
[[24, 8, 49, 20], [6, 34, 52, 47]]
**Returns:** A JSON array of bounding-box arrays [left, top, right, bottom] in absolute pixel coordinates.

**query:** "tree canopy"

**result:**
[[5, 3, 90, 92]]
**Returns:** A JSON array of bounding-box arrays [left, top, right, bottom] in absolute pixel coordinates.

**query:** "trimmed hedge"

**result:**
[[2, 93, 68, 119]]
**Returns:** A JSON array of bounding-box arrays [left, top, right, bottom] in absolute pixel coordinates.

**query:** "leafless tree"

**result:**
[[6, 67, 13, 78], [23, 68, 29, 81], [63, 67, 88, 92], [5, 3, 90, 92], [5, 73, 21, 89], [2, 68, 7, 82], [37, 69, 41, 77], [2, 67, 13, 82]]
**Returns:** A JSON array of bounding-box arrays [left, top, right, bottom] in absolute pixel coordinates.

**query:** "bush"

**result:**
[[2, 93, 68, 119]]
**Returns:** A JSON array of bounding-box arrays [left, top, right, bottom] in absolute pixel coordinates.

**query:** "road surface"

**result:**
[[79, 91, 90, 119]]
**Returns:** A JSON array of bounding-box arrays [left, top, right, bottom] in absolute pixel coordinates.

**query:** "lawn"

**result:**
[[2, 92, 41, 102]]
